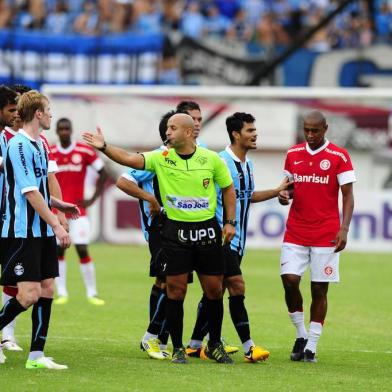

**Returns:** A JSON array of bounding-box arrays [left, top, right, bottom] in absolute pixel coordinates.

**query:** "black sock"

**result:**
[[190, 295, 209, 341], [205, 298, 223, 347], [147, 290, 166, 335], [229, 295, 251, 344], [166, 298, 184, 349], [30, 297, 53, 352], [0, 297, 26, 330], [149, 285, 162, 322], [158, 319, 169, 345]]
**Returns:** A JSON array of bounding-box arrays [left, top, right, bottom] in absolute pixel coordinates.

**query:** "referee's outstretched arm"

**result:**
[[82, 126, 145, 170]]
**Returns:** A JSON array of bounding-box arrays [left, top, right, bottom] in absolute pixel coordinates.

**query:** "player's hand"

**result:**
[[278, 190, 291, 205], [147, 197, 161, 217], [276, 177, 294, 193], [222, 223, 235, 245], [53, 224, 71, 248], [82, 126, 105, 150], [333, 228, 348, 253], [56, 201, 80, 220], [79, 198, 95, 208], [57, 212, 69, 232]]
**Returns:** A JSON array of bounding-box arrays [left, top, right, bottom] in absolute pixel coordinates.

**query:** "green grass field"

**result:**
[[0, 244, 391, 391]]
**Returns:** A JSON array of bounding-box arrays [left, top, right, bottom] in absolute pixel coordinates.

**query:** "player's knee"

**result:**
[[166, 283, 186, 300], [226, 276, 245, 296], [17, 287, 41, 307], [203, 285, 223, 300], [282, 275, 300, 293]]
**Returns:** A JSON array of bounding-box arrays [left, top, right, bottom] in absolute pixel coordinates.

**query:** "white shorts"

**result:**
[[68, 216, 91, 245], [280, 242, 340, 282]]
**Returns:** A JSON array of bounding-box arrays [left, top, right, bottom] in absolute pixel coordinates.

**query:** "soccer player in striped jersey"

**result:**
[[0, 84, 68, 352], [187, 112, 290, 362], [116, 111, 174, 360], [0, 90, 78, 369]]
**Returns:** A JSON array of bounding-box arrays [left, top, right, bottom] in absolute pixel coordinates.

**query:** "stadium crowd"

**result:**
[[0, 0, 391, 52]]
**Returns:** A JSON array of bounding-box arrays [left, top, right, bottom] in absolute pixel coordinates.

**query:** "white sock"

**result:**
[[142, 332, 158, 342], [243, 339, 255, 353], [289, 311, 308, 339], [2, 293, 16, 341], [189, 339, 203, 349], [304, 321, 323, 353], [159, 344, 168, 350], [80, 261, 97, 298], [28, 351, 44, 360], [55, 259, 68, 297]]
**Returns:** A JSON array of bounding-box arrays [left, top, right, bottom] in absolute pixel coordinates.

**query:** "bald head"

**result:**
[[303, 110, 326, 127], [169, 113, 195, 130]]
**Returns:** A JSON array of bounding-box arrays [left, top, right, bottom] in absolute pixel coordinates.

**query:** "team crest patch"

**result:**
[[71, 153, 82, 164], [320, 159, 331, 170], [203, 178, 210, 189], [324, 265, 333, 276], [196, 156, 207, 166], [14, 263, 24, 276]]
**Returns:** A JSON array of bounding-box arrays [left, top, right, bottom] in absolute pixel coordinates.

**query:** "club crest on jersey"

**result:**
[[320, 159, 331, 170], [324, 265, 333, 276], [71, 153, 82, 164], [196, 156, 207, 166], [14, 263, 24, 276], [203, 178, 210, 189]]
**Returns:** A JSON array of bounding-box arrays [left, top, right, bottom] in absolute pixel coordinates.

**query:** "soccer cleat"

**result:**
[[303, 349, 317, 363], [203, 342, 234, 364], [244, 346, 270, 363], [87, 296, 105, 306], [0, 347, 6, 364], [26, 357, 68, 370], [53, 296, 69, 305], [161, 349, 172, 359], [185, 346, 203, 358], [171, 347, 187, 364], [290, 338, 307, 361], [140, 338, 166, 360], [1, 339, 23, 351], [221, 338, 239, 355]]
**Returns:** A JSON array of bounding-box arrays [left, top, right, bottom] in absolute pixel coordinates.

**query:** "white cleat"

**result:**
[[1, 339, 23, 351], [26, 356, 68, 370], [0, 347, 6, 364]]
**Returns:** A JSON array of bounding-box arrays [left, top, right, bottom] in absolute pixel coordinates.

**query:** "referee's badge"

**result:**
[[203, 178, 210, 189], [14, 263, 24, 276]]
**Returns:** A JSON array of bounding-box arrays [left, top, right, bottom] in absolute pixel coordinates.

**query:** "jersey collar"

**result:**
[[56, 140, 77, 154], [4, 126, 18, 137], [19, 129, 39, 142], [305, 139, 329, 156], [225, 145, 249, 163]]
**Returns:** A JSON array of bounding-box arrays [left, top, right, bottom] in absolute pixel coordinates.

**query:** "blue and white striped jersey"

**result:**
[[121, 168, 161, 241], [0, 131, 6, 220], [216, 146, 254, 256], [1, 130, 53, 238]]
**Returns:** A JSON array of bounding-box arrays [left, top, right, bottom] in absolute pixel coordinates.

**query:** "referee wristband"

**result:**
[[98, 141, 107, 152]]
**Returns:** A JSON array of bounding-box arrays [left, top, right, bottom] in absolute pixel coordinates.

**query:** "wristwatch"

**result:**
[[224, 219, 237, 227], [98, 141, 107, 152]]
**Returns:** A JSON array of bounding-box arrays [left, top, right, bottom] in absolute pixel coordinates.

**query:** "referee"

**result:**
[[83, 113, 237, 364]]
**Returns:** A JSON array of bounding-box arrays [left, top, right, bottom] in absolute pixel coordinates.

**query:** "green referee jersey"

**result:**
[[143, 146, 233, 222]]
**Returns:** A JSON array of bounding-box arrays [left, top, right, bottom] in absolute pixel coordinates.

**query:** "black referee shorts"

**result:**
[[0, 236, 58, 286], [223, 245, 243, 278], [157, 217, 224, 276]]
